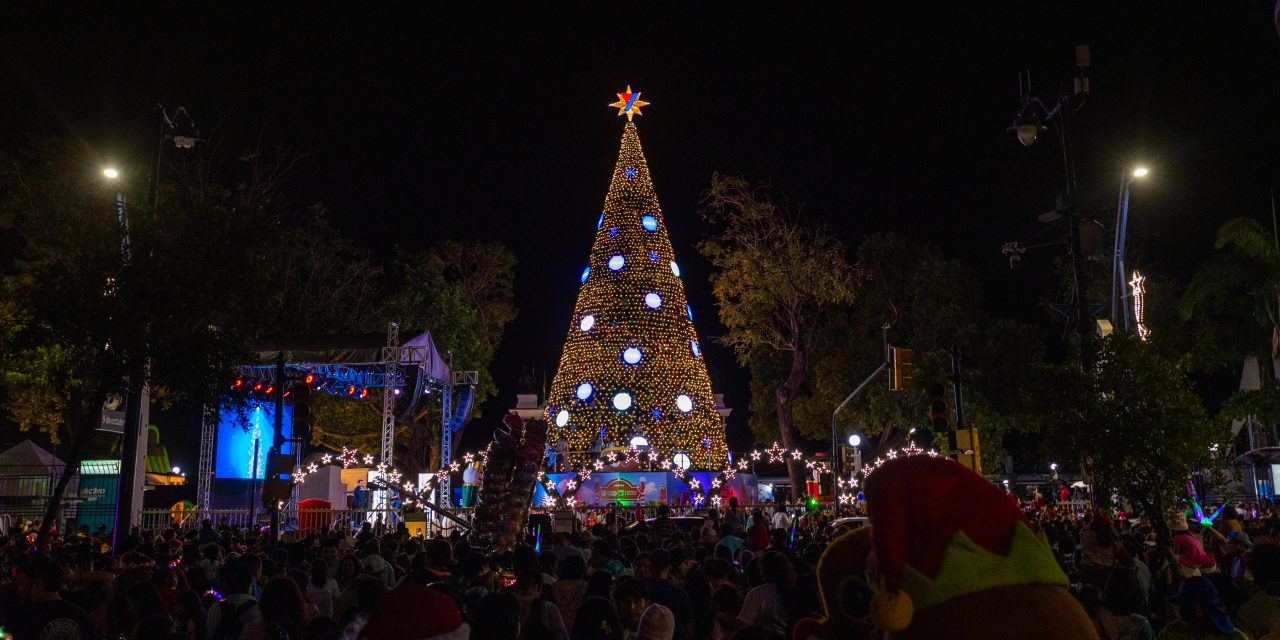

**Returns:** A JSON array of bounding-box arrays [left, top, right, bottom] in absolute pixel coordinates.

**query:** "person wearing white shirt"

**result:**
[[771, 508, 789, 530]]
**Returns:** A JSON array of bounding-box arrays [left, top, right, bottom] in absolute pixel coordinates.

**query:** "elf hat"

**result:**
[[359, 582, 469, 640], [863, 454, 1070, 632]]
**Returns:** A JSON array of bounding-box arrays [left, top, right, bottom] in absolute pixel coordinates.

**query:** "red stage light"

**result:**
[[360, 389, 369, 398], [348, 386, 356, 396], [283, 390, 292, 398], [233, 379, 244, 388], [253, 383, 263, 391], [304, 374, 315, 384], [264, 385, 274, 395]]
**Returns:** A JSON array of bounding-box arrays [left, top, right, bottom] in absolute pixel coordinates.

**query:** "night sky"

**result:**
[[4, 5, 1279, 468]]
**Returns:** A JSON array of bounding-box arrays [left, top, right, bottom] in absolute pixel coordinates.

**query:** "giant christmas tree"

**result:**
[[546, 87, 728, 470]]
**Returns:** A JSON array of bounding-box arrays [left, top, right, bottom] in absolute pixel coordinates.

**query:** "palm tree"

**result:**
[[1182, 197, 1280, 376]]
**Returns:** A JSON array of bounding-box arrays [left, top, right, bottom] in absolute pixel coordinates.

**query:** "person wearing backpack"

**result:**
[[206, 558, 261, 640]]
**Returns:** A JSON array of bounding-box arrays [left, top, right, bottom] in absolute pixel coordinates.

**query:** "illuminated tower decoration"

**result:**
[[547, 87, 728, 470]]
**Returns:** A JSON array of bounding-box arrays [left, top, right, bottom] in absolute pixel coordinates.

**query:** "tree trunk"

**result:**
[[37, 393, 99, 549], [775, 349, 806, 501]]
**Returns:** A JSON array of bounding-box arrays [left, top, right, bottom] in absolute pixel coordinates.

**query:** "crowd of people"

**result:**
[[1033, 502, 1280, 639], [10, 494, 1280, 640], [0, 498, 838, 640]]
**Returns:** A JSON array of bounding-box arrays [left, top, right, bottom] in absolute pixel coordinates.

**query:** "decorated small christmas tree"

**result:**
[[546, 87, 727, 470]]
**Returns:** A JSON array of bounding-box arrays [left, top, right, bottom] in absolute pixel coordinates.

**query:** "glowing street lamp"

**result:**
[[102, 167, 120, 180], [847, 433, 862, 447]]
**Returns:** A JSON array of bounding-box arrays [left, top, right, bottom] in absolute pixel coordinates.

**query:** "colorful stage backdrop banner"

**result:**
[[531, 471, 758, 507]]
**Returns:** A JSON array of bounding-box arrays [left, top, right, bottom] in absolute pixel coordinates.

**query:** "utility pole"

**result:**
[[1006, 46, 1094, 370]]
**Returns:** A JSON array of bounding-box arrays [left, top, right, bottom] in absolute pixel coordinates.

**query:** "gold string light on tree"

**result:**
[[546, 87, 728, 470]]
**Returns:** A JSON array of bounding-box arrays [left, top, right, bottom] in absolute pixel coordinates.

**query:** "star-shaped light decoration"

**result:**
[[580, 469, 592, 480], [724, 467, 737, 479], [464, 453, 475, 464], [624, 166, 638, 181], [566, 479, 578, 491], [766, 442, 787, 463], [606, 451, 619, 464], [712, 495, 723, 507], [321, 454, 333, 465], [449, 461, 460, 472], [609, 85, 650, 121], [791, 449, 804, 460], [593, 460, 604, 471], [624, 448, 640, 465], [750, 450, 762, 462], [687, 477, 699, 488], [712, 479, 722, 488], [736, 459, 749, 470], [363, 454, 375, 466]]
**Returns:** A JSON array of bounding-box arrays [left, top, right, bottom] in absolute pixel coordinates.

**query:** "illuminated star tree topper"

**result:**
[[609, 85, 650, 121]]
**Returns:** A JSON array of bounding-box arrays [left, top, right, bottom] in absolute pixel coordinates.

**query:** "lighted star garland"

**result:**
[[291, 445, 495, 511], [292, 440, 829, 511], [546, 89, 729, 470], [834, 443, 940, 504], [537, 441, 811, 509]]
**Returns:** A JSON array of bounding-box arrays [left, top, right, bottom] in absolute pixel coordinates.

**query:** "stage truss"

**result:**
[[196, 325, 478, 511]]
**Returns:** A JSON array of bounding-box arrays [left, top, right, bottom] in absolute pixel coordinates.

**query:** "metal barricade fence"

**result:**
[[135, 503, 802, 536]]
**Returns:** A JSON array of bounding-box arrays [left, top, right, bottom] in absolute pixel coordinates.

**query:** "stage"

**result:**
[[532, 471, 758, 507]]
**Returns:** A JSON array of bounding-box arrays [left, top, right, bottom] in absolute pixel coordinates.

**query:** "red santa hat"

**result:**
[[359, 582, 468, 640]]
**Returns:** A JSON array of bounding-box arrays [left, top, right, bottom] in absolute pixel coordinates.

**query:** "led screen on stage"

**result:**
[[214, 400, 293, 479]]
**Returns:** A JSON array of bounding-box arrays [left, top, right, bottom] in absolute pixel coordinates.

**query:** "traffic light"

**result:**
[[292, 378, 315, 447], [891, 347, 915, 391], [929, 380, 951, 433]]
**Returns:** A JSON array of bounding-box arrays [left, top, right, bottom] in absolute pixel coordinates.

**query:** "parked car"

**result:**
[[831, 516, 869, 534], [626, 516, 706, 533]]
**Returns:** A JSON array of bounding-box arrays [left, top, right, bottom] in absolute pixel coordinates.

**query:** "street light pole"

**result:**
[[1111, 167, 1149, 334], [1111, 171, 1132, 332], [103, 167, 147, 555], [829, 325, 891, 510]]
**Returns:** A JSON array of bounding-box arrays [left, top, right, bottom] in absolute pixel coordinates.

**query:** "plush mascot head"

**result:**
[[795, 454, 1098, 640]]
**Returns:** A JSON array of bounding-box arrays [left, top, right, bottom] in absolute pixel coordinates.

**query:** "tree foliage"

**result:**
[[699, 173, 855, 492], [0, 137, 280, 543], [741, 233, 1047, 472], [298, 240, 517, 473], [1043, 336, 1230, 528], [1182, 216, 1280, 372]]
